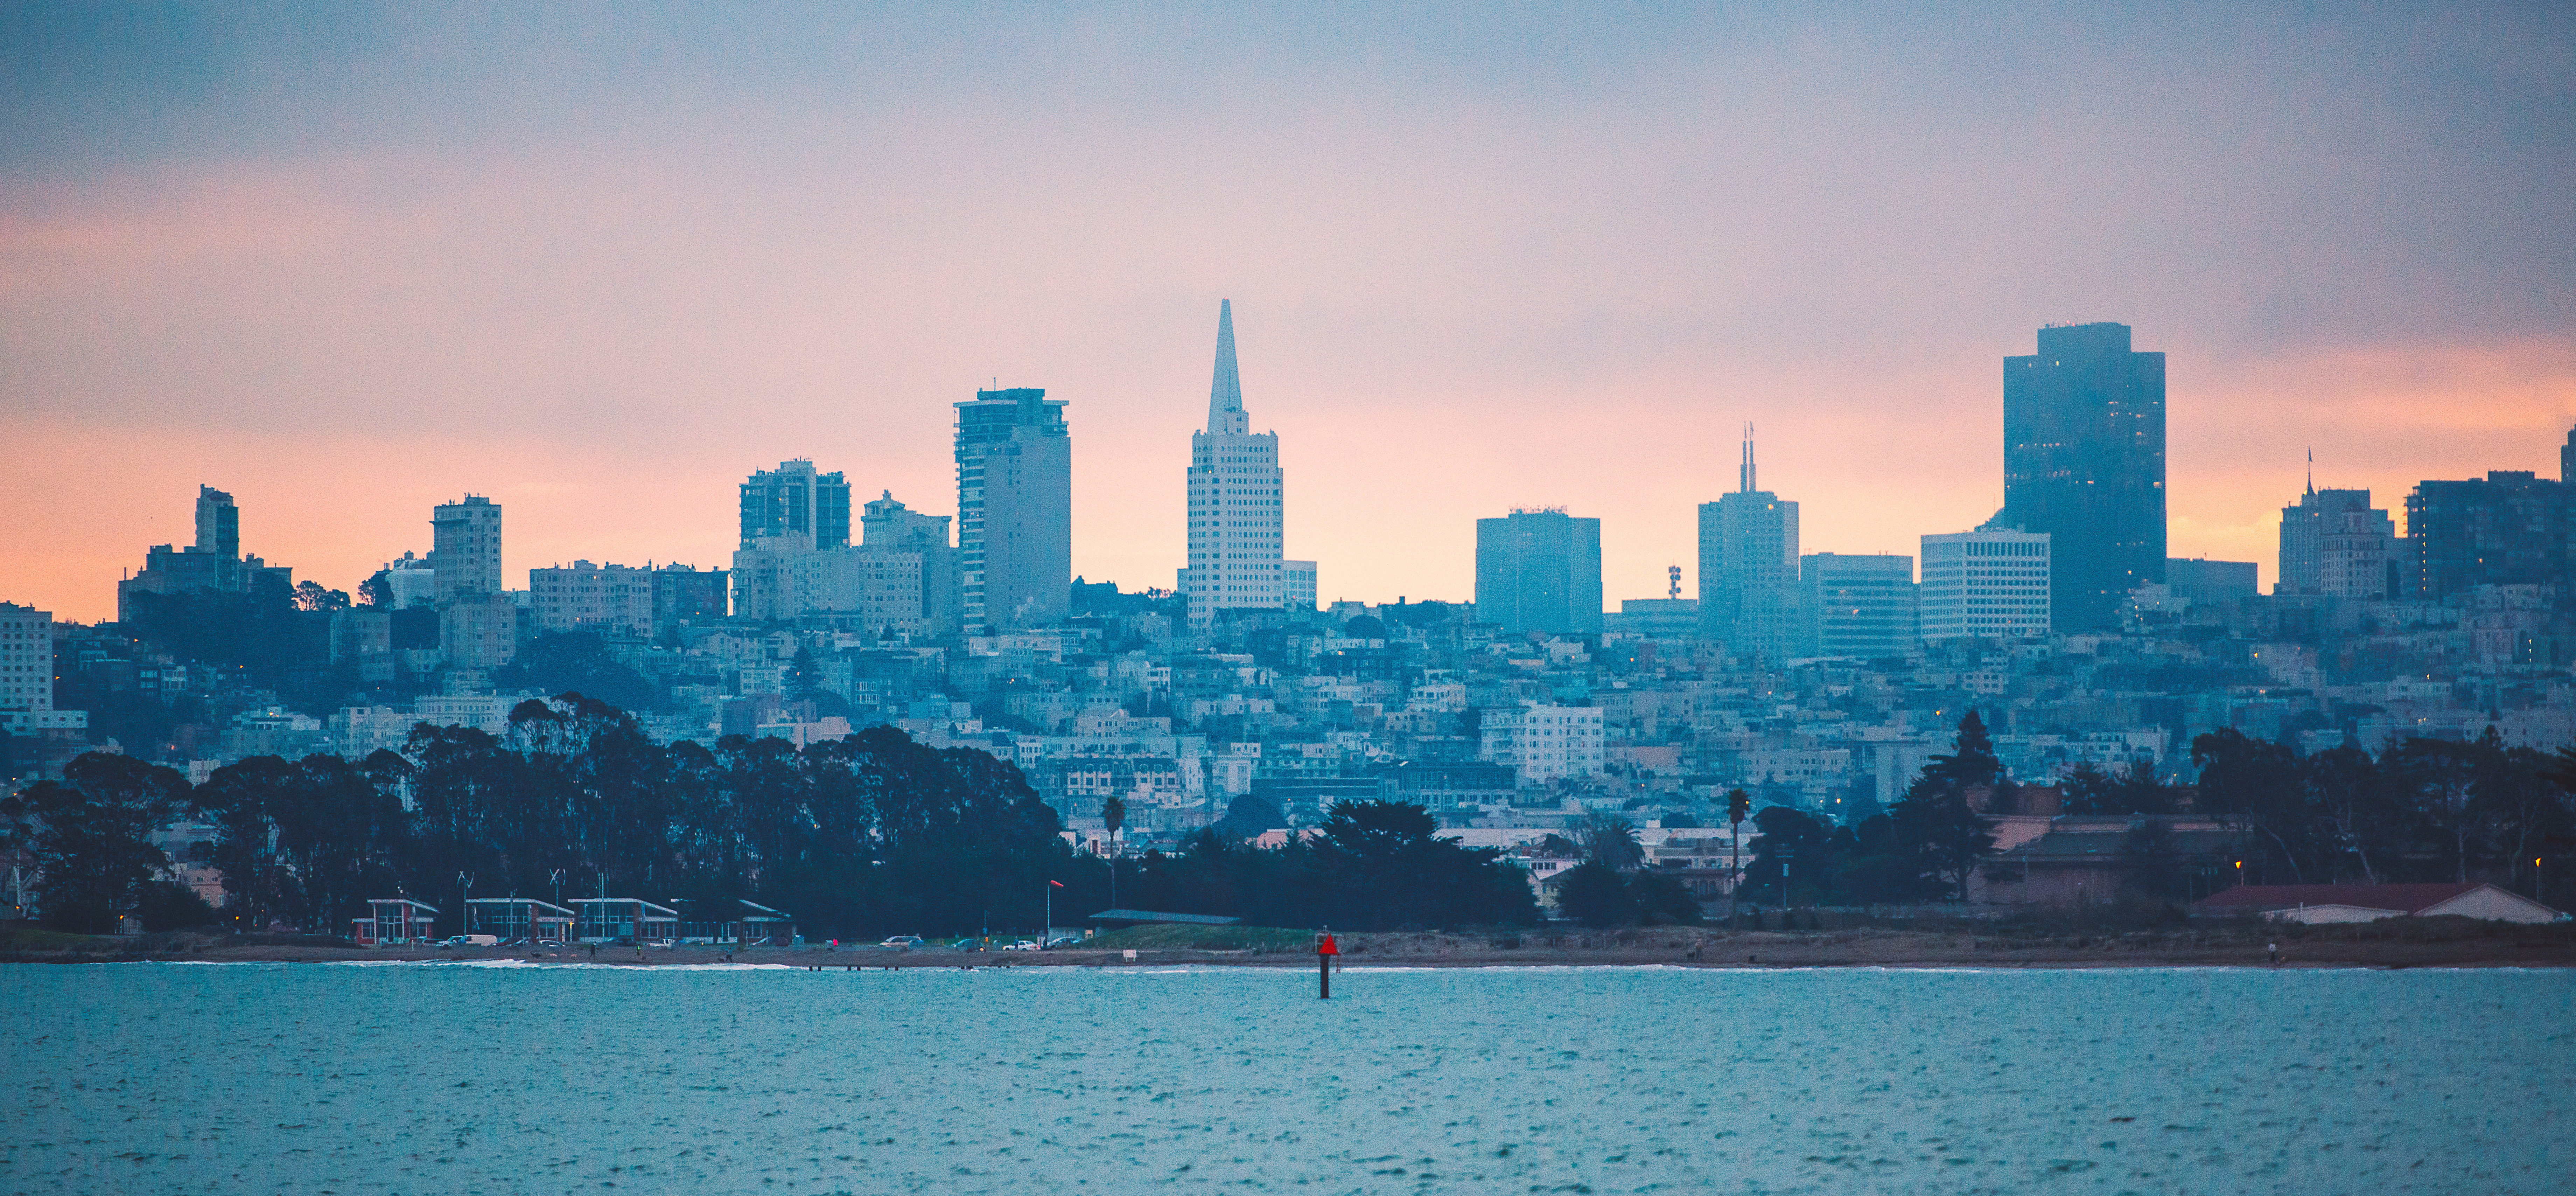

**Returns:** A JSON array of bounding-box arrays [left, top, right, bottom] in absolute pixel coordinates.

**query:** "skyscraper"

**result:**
[[194, 485, 239, 561], [1919, 529, 2050, 640], [2278, 486, 2398, 599], [1698, 430, 1801, 663], [2406, 471, 2568, 600], [740, 460, 852, 550], [116, 485, 288, 619], [1799, 553, 1917, 660], [956, 387, 1071, 633], [2000, 322, 2165, 632], [1474, 508, 1603, 635], [431, 495, 503, 603], [1182, 300, 1287, 619]]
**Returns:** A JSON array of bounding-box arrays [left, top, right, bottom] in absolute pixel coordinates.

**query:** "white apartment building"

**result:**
[[1479, 703, 1605, 783], [1181, 300, 1288, 619], [431, 495, 503, 603], [730, 543, 936, 636], [531, 561, 655, 639], [0, 603, 82, 735], [1920, 529, 2051, 640]]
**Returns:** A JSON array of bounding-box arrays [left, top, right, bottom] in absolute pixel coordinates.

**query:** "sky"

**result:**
[[4, 2, 2573, 623]]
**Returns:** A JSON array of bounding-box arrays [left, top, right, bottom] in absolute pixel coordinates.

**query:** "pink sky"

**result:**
[[5, 8, 2571, 622]]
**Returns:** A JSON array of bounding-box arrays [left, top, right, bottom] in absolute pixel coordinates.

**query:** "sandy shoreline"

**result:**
[[9, 922, 2572, 970]]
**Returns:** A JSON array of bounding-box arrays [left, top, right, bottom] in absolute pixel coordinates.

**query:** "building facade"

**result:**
[[740, 459, 851, 550], [1698, 433, 1801, 662], [2406, 471, 2568, 600], [2164, 558, 2259, 605], [2279, 487, 2399, 599], [1799, 553, 1917, 659], [1999, 323, 2166, 633], [431, 495, 503, 604], [530, 562, 656, 639], [650, 564, 729, 635], [116, 486, 290, 620], [1479, 703, 1605, 783], [956, 388, 1071, 634], [1182, 301, 1287, 620], [861, 491, 959, 638], [1920, 529, 2051, 640], [1475, 509, 1603, 635], [1284, 560, 1318, 612]]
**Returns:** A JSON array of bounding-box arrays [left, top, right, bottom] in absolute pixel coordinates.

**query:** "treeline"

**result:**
[[1729, 714, 2576, 910], [1, 695, 1536, 937]]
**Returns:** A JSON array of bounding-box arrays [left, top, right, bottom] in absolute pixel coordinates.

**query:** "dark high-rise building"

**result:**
[[2000, 322, 2165, 633], [116, 485, 289, 620], [1475, 508, 1602, 635], [194, 485, 239, 560], [956, 388, 1071, 633], [739, 460, 851, 550], [1698, 430, 1801, 662], [2406, 471, 2569, 600], [2562, 425, 2574, 484]]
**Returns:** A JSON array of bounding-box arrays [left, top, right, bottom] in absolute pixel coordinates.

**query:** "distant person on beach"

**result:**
[[2268, 942, 2280, 965]]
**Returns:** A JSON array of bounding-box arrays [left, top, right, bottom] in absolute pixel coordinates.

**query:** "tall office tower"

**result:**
[[1999, 322, 2165, 632], [2280, 486, 2399, 598], [740, 459, 851, 550], [861, 490, 961, 638], [1919, 529, 2051, 641], [1474, 508, 1603, 635], [194, 485, 239, 560], [956, 387, 1071, 633], [431, 495, 503, 603], [2564, 425, 2575, 484], [1799, 553, 1917, 660], [1181, 301, 1287, 619], [2406, 471, 2569, 600], [1698, 430, 1802, 662]]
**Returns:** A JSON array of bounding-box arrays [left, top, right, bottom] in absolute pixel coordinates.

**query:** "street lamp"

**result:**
[[458, 872, 475, 938], [1046, 879, 1064, 947]]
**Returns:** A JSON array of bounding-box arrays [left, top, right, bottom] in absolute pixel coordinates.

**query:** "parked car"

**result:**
[[1004, 940, 1039, 951], [532, 939, 565, 949], [1044, 936, 1082, 949], [881, 935, 924, 949]]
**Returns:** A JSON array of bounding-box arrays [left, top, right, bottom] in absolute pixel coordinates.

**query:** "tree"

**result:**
[[1101, 794, 1127, 844], [1626, 869, 1702, 925], [2192, 729, 2314, 884], [1210, 792, 1284, 840], [1554, 861, 1639, 928], [1888, 712, 2001, 901], [2117, 820, 2190, 902], [292, 581, 350, 613], [358, 570, 394, 609], [1580, 811, 1644, 870], [2064, 761, 2182, 815], [2, 753, 192, 932], [1743, 806, 1840, 906]]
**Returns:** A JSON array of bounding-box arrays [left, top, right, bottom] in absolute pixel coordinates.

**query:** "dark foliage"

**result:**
[[492, 633, 666, 713], [1553, 861, 1639, 928], [2, 754, 192, 932]]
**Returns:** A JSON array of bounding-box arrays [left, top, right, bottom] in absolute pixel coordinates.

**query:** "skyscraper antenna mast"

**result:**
[[1740, 423, 1756, 494]]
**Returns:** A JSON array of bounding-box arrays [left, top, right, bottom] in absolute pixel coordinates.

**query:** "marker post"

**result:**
[[1316, 930, 1338, 999]]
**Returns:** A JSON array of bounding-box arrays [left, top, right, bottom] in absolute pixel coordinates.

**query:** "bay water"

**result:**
[[4, 962, 2568, 1194]]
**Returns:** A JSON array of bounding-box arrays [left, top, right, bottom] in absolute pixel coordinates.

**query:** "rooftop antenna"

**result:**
[[1740, 423, 1756, 494], [2305, 446, 2314, 497], [1667, 565, 1682, 600]]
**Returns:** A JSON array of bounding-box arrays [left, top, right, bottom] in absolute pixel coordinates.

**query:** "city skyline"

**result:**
[[7, 7, 2574, 622]]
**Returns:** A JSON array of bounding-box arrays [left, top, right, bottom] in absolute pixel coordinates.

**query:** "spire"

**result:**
[[2305, 446, 2314, 497], [1208, 299, 1247, 434], [1740, 423, 1756, 494]]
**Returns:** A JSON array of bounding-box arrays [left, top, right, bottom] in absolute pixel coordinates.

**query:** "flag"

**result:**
[[1049, 880, 1064, 888]]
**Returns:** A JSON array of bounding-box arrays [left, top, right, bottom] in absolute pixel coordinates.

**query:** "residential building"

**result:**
[[1479, 703, 1604, 782], [1699, 430, 1801, 662], [956, 387, 1071, 633], [1609, 598, 1701, 640], [1920, 529, 2050, 640], [1182, 300, 1288, 620], [2280, 486, 2401, 599], [2165, 558, 2259, 605], [439, 593, 521, 668], [740, 459, 850, 550], [860, 491, 958, 637], [431, 495, 503, 603], [1475, 508, 1603, 635], [1998, 322, 2166, 632], [116, 486, 290, 619], [0, 603, 83, 736], [382, 551, 436, 609], [650, 564, 729, 635], [1284, 560, 1318, 612], [530, 561, 655, 639], [1799, 553, 1917, 659], [2406, 470, 2569, 600]]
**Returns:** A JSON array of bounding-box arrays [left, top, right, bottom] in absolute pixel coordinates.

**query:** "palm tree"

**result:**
[[1101, 795, 1127, 909]]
